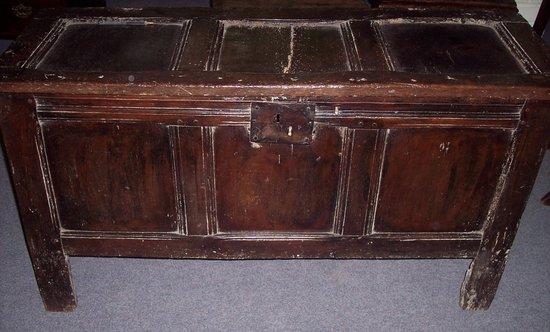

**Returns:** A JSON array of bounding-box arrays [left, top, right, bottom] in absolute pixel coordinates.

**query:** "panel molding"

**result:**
[[205, 19, 361, 73], [168, 126, 188, 235], [25, 17, 192, 71], [202, 126, 219, 235], [371, 127, 514, 233], [332, 127, 354, 235], [60, 229, 482, 241], [371, 18, 541, 75], [341, 129, 379, 235], [41, 120, 180, 233], [494, 22, 542, 74], [364, 129, 388, 235]]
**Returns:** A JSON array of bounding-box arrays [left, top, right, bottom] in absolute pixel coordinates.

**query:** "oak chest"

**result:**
[[0, 4, 548, 311]]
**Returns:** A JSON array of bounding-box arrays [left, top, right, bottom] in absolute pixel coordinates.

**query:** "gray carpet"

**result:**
[[1, 7, 549, 330]]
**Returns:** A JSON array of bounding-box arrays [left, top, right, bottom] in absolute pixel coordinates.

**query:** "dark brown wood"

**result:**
[[211, 21, 355, 73], [41, 121, 181, 233], [37, 20, 189, 71], [214, 125, 342, 233], [533, 0, 549, 36], [61, 234, 481, 259], [378, 0, 518, 10], [213, 0, 371, 9], [374, 128, 512, 233], [175, 126, 209, 235], [342, 129, 379, 235], [0, 6, 548, 312], [460, 101, 550, 310], [0, 96, 76, 312], [376, 23, 526, 74]]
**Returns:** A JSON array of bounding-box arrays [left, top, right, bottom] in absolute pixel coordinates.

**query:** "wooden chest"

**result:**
[[0, 5, 548, 312]]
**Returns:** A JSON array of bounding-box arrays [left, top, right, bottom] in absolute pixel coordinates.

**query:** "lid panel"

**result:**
[[216, 23, 292, 73], [378, 23, 525, 74], [212, 21, 354, 73], [37, 20, 189, 71], [290, 25, 350, 73]]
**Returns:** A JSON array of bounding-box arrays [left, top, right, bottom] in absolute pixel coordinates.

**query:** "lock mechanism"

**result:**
[[250, 102, 315, 145]]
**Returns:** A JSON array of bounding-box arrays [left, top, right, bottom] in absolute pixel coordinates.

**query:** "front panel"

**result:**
[[42, 121, 182, 233], [373, 128, 512, 233], [213, 125, 343, 233], [37, 99, 519, 246]]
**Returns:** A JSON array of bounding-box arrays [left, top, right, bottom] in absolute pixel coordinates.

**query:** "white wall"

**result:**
[[516, 0, 543, 26]]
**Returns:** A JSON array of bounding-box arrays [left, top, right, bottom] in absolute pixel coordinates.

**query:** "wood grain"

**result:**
[[374, 128, 513, 233], [214, 125, 342, 233], [42, 121, 180, 233], [0, 96, 76, 312]]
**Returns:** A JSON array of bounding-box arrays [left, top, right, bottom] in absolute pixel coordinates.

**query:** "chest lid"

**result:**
[[0, 7, 548, 100]]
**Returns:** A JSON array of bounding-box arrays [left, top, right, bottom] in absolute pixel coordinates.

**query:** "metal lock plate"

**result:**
[[250, 102, 315, 145]]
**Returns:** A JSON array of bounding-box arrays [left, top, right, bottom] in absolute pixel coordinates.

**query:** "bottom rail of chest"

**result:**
[[61, 234, 481, 259]]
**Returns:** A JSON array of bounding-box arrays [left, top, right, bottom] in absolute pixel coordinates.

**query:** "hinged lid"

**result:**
[[0, 6, 547, 101]]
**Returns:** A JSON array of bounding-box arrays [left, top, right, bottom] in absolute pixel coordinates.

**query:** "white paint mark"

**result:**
[[439, 142, 451, 154], [251, 142, 262, 149], [287, 126, 293, 136], [283, 27, 296, 74]]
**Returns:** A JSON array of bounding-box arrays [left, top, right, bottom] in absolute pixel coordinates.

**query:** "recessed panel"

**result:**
[[42, 121, 179, 232], [378, 23, 525, 74], [214, 21, 352, 73], [214, 125, 342, 233], [374, 128, 512, 233], [38, 21, 188, 71]]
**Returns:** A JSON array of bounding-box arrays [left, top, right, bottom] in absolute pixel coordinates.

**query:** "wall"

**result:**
[[516, 0, 543, 26]]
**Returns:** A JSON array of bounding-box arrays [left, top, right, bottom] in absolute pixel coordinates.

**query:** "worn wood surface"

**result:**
[[378, 0, 518, 9], [533, 0, 549, 36], [0, 96, 76, 312], [42, 121, 180, 232], [460, 101, 550, 310], [0, 6, 548, 311], [374, 128, 512, 233], [213, 0, 371, 9]]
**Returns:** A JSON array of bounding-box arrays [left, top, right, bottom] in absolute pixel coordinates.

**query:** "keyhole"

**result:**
[[275, 113, 281, 123]]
